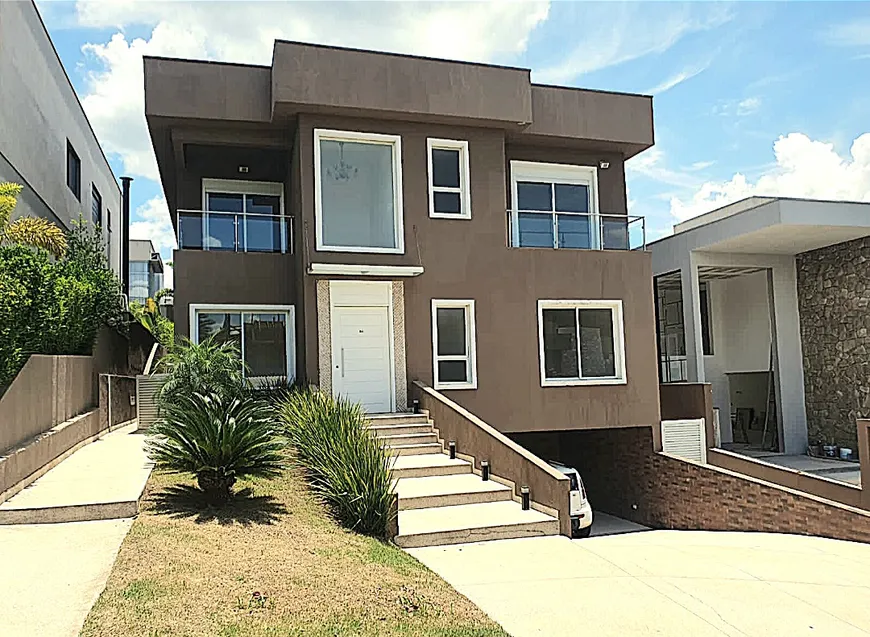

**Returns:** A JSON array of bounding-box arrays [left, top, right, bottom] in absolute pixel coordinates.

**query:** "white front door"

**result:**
[[332, 305, 393, 413]]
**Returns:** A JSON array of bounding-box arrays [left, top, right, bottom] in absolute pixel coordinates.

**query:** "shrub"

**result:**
[[277, 388, 394, 537], [156, 337, 248, 409], [147, 392, 285, 504]]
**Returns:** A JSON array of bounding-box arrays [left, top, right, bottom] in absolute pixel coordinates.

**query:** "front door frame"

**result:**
[[329, 280, 396, 413]]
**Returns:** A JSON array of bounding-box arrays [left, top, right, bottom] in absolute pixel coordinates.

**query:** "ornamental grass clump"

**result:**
[[277, 388, 394, 537], [147, 392, 285, 505]]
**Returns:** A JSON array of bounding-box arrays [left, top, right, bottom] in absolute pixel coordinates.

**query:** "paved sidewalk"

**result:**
[[0, 518, 132, 636], [410, 528, 870, 636]]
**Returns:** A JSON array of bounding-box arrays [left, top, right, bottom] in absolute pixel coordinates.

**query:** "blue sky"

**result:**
[[39, 1, 870, 284]]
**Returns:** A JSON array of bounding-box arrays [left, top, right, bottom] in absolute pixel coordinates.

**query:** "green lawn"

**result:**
[[80, 469, 507, 637]]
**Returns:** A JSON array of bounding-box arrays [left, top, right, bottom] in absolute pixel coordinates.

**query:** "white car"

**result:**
[[549, 461, 593, 538]]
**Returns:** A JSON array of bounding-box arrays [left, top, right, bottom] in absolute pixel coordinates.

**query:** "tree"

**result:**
[[0, 183, 67, 258]]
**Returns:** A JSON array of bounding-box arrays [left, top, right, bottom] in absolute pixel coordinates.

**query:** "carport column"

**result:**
[[770, 259, 808, 454], [680, 254, 705, 382]]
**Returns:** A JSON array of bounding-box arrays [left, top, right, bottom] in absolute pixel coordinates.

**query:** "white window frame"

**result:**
[[313, 128, 405, 254], [510, 160, 600, 249], [537, 299, 626, 387], [431, 299, 478, 390], [200, 179, 286, 253], [427, 138, 471, 219], [189, 304, 296, 382]]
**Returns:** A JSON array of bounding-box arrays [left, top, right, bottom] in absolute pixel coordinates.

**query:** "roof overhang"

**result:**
[[650, 198, 870, 271]]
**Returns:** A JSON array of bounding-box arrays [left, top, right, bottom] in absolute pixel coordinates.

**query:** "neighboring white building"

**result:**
[[650, 197, 870, 455], [128, 239, 165, 305], [0, 0, 123, 275]]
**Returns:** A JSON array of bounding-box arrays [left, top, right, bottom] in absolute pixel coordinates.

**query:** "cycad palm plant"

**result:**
[[0, 182, 67, 258], [277, 388, 394, 536], [147, 392, 285, 504]]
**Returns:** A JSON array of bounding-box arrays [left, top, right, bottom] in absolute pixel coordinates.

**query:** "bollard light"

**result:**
[[448, 440, 456, 459], [521, 486, 530, 511], [481, 460, 490, 481], [412, 399, 420, 414]]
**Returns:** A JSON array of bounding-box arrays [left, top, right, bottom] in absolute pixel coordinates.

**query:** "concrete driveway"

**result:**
[[409, 518, 870, 636]]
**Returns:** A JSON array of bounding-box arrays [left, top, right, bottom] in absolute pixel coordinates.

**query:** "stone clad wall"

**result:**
[[797, 236, 870, 451]]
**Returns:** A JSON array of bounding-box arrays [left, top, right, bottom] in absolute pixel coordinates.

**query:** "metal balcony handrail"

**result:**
[[505, 208, 646, 250], [177, 209, 294, 253]]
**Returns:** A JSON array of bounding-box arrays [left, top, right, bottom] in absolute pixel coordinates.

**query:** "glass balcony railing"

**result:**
[[506, 209, 646, 251], [178, 210, 293, 253]]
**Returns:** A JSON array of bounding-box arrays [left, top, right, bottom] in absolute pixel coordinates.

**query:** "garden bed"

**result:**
[[80, 469, 506, 637]]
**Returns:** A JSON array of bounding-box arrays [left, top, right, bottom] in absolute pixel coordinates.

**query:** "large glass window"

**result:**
[[194, 307, 295, 380], [511, 161, 599, 250], [315, 130, 403, 253], [538, 301, 625, 385], [201, 186, 285, 253], [431, 300, 477, 389], [428, 138, 470, 219]]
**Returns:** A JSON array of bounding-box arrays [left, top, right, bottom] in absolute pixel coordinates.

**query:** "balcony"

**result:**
[[178, 210, 293, 253], [506, 209, 646, 251]]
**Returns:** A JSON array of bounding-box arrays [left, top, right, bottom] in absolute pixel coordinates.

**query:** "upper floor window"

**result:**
[[510, 161, 600, 250], [427, 138, 470, 219], [91, 185, 102, 226], [66, 141, 81, 200], [178, 179, 288, 253], [314, 129, 404, 254], [431, 299, 477, 390], [537, 300, 626, 386]]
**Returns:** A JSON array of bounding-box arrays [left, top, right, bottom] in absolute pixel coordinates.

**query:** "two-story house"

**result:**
[[144, 41, 660, 466]]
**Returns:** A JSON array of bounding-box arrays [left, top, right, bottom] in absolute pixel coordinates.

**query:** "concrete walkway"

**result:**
[[0, 423, 151, 636], [731, 447, 862, 486], [410, 527, 870, 636], [0, 518, 132, 636], [0, 422, 152, 523]]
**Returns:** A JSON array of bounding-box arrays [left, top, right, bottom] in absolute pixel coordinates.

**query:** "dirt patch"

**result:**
[[80, 469, 506, 637]]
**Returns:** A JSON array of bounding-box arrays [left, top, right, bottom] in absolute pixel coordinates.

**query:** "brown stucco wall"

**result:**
[[173, 250, 297, 338], [293, 114, 660, 432], [543, 426, 870, 544], [659, 382, 714, 450], [798, 236, 870, 451]]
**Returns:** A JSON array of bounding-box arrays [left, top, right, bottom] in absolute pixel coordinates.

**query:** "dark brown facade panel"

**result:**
[[144, 57, 272, 122], [525, 85, 654, 154], [173, 250, 297, 337], [271, 41, 532, 127]]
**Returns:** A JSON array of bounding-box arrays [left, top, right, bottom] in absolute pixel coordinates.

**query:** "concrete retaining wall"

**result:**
[[0, 355, 95, 454]]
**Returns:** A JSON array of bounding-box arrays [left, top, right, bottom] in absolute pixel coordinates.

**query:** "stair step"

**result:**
[[386, 443, 443, 457], [367, 413, 431, 426], [378, 432, 438, 446], [391, 454, 472, 479], [395, 500, 559, 548], [395, 473, 513, 510], [369, 423, 434, 436]]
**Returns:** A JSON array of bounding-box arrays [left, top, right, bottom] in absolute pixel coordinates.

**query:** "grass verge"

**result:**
[[80, 469, 507, 637]]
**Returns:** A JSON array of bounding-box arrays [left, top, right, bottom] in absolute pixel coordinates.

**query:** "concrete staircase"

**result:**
[[368, 413, 560, 548]]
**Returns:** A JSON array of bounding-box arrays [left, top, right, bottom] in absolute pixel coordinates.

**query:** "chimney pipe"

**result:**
[[120, 177, 132, 295]]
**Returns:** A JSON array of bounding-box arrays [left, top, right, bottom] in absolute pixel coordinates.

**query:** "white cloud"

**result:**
[[669, 132, 870, 222], [534, 3, 730, 84], [129, 195, 175, 287], [736, 96, 761, 116], [644, 63, 709, 95], [627, 148, 702, 190], [76, 0, 550, 179], [689, 160, 716, 171], [823, 18, 870, 47], [713, 95, 762, 118]]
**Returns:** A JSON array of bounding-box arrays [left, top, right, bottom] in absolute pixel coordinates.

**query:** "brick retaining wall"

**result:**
[[516, 426, 870, 544]]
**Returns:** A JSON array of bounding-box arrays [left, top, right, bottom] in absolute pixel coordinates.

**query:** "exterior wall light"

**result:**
[[238, 165, 249, 173], [598, 160, 610, 169]]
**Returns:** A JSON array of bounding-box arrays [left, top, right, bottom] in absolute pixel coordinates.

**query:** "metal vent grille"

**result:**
[[136, 374, 167, 430], [661, 418, 707, 463]]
